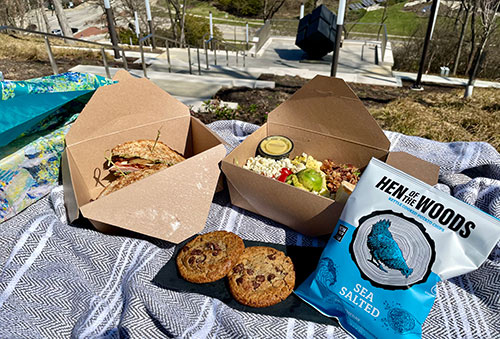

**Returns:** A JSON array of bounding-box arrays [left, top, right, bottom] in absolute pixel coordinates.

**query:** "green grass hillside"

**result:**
[[349, 3, 426, 36]]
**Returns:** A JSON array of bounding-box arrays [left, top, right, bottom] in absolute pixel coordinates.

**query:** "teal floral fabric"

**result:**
[[1, 72, 113, 101], [1, 81, 15, 101], [0, 72, 115, 147], [0, 72, 115, 222], [0, 121, 72, 221]]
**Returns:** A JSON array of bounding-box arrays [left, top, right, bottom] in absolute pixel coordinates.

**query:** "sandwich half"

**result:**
[[98, 164, 169, 198], [108, 139, 185, 174]]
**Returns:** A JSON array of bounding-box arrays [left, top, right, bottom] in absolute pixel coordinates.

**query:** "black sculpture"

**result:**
[[295, 5, 337, 59]]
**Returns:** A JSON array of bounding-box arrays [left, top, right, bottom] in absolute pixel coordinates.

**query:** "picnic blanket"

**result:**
[[0, 120, 498, 338]]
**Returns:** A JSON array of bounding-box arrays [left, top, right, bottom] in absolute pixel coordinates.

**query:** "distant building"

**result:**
[[73, 26, 108, 39]]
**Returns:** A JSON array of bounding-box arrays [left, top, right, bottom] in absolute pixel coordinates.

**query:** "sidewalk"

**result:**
[[394, 71, 500, 89]]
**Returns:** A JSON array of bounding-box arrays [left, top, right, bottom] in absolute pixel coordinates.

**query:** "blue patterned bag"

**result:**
[[295, 158, 500, 338], [0, 72, 113, 146], [0, 72, 115, 222]]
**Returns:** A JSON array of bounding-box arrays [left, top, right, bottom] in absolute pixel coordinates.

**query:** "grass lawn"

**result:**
[[347, 3, 427, 37], [187, 1, 262, 23], [370, 87, 500, 149], [0, 34, 139, 80], [153, 1, 263, 28], [0, 34, 109, 62]]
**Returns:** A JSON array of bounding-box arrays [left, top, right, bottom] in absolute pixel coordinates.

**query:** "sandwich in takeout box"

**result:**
[[221, 75, 440, 236], [107, 139, 185, 174], [96, 139, 187, 198], [62, 70, 226, 243]]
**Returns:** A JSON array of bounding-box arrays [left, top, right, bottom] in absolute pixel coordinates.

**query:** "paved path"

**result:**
[[209, 37, 401, 86], [28, 2, 103, 33], [69, 64, 272, 109], [52, 45, 159, 60], [394, 71, 500, 89]]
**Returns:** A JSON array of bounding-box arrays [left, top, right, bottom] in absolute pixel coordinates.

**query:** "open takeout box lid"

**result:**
[[66, 70, 190, 148], [267, 75, 391, 153], [63, 71, 226, 243]]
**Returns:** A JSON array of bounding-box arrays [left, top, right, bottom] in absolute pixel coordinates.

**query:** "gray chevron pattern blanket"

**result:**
[[0, 120, 498, 338]]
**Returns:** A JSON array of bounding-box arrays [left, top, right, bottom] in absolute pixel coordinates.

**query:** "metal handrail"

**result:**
[[264, 18, 302, 41], [138, 30, 249, 78], [139, 33, 202, 77], [0, 25, 129, 78], [343, 22, 388, 62], [202, 33, 246, 70]]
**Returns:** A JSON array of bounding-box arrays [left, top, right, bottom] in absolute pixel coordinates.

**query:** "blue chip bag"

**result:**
[[295, 158, 500, 338]]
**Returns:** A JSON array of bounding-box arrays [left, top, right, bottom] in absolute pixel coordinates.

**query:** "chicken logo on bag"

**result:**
[[367, 219, 413, 278], [349, 210, 436, 289]]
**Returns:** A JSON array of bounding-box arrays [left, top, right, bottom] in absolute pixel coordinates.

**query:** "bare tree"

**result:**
[[180, 0, 187, 46], [464, 0, 500, 98], [452, 0, 471, 75], [465, 0, 478, 75], [116, 0, 156, 40], [51, 0, 73, 36], [0, 0, 28, 27], [377, 0, 389, 40], [39, 0, 52, 32], [166, 1, 178, 41], [119, 0, 146, 28], [15, 0, 27, 28], [86, 0, 118, 28], [454, 1, 463, 29], [263, 0, 287, 21], [164, 0, 188, 46]]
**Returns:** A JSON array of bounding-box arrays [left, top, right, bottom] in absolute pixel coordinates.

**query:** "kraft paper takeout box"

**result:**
[[62, 71, 226, 243], [221, 75, 439, 237]]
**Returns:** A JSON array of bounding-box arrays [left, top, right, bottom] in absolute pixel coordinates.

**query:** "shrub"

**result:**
[[346, 9, 366, 22], [199, 99, 237, 120], [183, 15, 222, 47], [153, 16, 222, 47], [117, 28, 138, 45], [215, 0, 263, 18]]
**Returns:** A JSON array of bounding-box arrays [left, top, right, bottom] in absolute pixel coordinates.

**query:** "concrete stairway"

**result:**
[[69, 64, 274, 110], [70, 35, 400, 111]]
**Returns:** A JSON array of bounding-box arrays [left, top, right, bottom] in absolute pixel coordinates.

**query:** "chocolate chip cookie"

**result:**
[[176, 231, 245, 283], [227, 246, 295, 307]]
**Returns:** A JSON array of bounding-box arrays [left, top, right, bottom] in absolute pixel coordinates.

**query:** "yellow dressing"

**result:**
[[260, 136, 292, 156]]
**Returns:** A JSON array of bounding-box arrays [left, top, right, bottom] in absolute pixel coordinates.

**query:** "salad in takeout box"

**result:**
[[243, 153, 360, 200], [221, 75, 440, 236]]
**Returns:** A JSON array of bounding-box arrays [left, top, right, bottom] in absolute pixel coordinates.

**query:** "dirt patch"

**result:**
[[0, 57, 140, 80], [0, 59, 66, 80], [191, 75, 307, 125], [205, 74, 458, 122]]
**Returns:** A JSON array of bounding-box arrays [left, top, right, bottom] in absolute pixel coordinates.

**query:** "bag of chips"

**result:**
[[295, 158, 500, 338]]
